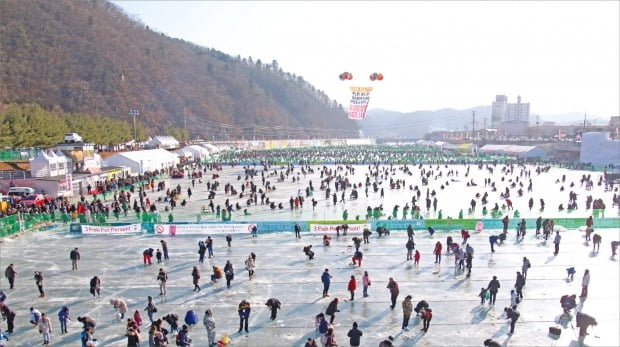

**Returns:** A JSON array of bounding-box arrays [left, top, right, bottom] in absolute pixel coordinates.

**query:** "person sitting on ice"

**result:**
[[560, 294, 577, 314], [323, 235, 331, 246], [351, 251, 363, 266]]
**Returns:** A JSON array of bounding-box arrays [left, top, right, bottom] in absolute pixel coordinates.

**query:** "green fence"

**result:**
[[0, 148, 38, 161]]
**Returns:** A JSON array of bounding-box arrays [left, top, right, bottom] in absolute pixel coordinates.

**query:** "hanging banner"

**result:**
[[348, 86, 373, 120]]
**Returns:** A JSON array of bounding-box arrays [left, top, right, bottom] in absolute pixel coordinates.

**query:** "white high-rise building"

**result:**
[[491, 95, 530, 126]]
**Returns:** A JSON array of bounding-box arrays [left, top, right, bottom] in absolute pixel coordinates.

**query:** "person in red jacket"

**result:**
[[433, 242, 442, 264], [348, 275, 357, 301], [414, 250, 421, 266], [420, 307, 433, 332]]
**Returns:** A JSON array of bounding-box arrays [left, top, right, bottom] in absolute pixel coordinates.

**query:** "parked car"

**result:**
[[20, 194, 46, 207], [64, 132, 83, 143]]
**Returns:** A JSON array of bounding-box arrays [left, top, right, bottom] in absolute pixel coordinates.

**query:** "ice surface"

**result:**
[[0, 163, 618, 346]]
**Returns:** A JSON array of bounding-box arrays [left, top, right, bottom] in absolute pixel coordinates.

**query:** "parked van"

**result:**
[[8, 186, 36, 197]]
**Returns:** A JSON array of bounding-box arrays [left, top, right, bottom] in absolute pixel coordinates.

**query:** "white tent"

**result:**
[[104, 149, 179, 175], [147, 136, 180, 150], [176, 148, 194, 160], [181, 145, 211, 160], [30, 150, 72, 178], [200, 143, 220, 153]]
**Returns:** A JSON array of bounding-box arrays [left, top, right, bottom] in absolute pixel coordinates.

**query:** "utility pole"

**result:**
[[471, 110, 476, 140], [583, 112, 587, 128], [129, 109, 139, 146]]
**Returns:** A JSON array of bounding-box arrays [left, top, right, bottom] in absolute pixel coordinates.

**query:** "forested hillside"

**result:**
[[0, 0, 356, 140]]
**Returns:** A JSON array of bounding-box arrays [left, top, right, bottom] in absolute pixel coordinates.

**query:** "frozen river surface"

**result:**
[[0, 163, 619, 346]]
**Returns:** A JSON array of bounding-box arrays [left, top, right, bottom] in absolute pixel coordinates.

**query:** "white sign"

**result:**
[[154, 223, 256, 236], [81, 223, 141, 234], [309, 224, 369, 235]]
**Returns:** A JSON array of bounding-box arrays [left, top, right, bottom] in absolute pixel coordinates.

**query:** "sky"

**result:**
[[112, 1, 619, 117]]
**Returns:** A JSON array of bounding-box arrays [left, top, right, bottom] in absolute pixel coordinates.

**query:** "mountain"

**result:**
[[0, 0, 356, 138], [359, 106, 492, 139]]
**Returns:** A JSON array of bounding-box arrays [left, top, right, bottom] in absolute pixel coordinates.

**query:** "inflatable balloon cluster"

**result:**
[[339, 72, 353, 81], [369, 72, 383, 81]]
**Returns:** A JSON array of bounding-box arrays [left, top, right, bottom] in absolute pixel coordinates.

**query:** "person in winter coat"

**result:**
[[34, 270, 45, 298], [316, 313, 328, 336], [57, 306, 70, 334], [348, 275, 357, 301], [504, 306, 520, 335], [133, 309, 142, 327], [351, 250, 363, 266], [203, 309, 216, 346], [414, 300, 429, 314], [70, 247, 81, 270], [38, 312, 52, 345], [581, 269, 590, 298], [265, 298, 281, 320], [510, 290, 519, 308], [125, 327, 140, 347], [224, 260, 234, 288], [303, 245, 315, 260], [489, 235, 500, 253], [433, 241, 442, 264], [245, 255, 255, 280], [406, 239, 415, 260], [157, 268, 168, 295], [191, 266, 201, 291], [206, 236, 214, 258], [414, 249, 421, 266], [143, 248, 154, 265], [325, 298, 340, 324], [4, 263, 17, 289], [184, 309, 198, 327], [211, 266, 223, 283], [177, 324, 192, 346], [553, 231, 562, 255], [487, 276, 500, 305], [387, 277, 400, 309], [576, 312, 597, 344], [402, 295, 413, 330], [77, 315, 97, 333], [347, 321, 363, 347], [198, 241, 207, 263], [110, 298, 128, 319], [238, 300, 251, 333], [321, 269, 332, 297], [362, 271, 371, 297], [144, 295, 157, 324], [420, 307, 433, 332], [89, 276, 101, 297], [521, 257, 531, 279], [515, 272, 526, 300], [324, 327, 336, 347], [160, 240, 169, 261], [0, 304, 16, 333]]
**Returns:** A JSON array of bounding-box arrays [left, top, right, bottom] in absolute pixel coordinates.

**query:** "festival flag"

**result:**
[[348, 86, 373, 120]]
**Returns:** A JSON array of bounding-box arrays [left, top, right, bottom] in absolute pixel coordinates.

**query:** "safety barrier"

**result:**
[[65, 216, 619, 235]]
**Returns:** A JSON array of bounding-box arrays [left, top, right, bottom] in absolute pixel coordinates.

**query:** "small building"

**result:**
[[146, 136, 180, 150], [104, 149, 179, 176]]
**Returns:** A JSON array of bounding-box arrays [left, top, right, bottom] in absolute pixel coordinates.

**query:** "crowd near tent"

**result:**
[[104, 149, 179, 175], [29, 150, 72, 178], [146, 136, 180, 150], [579, 132, 620, 168], [479, 144, 547, 160]]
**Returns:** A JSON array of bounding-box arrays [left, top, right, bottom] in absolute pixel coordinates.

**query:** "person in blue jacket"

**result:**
[[489, 235, 500, 253], [321, 269, 332, 298], [238, 300, 251, 333], [184, 309, 198, 327]]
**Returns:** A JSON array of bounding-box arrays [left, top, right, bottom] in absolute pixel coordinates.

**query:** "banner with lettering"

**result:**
[[309, 223, 370, 235], [81, 223, 141, 234], [347, 86, 373, 120], [153, 223, 256, 235]]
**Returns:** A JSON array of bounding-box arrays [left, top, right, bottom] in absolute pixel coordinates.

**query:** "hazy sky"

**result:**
[[112, 1, 619, 117]]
